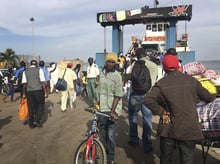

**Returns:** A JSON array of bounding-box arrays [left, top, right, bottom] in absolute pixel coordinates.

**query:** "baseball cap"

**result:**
[[162, 55, 179, 70]]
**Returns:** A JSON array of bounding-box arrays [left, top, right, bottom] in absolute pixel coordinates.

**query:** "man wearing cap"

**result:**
[[144, 55, 215, 164], [86, 57, 100, 108], [97, 52, 123, 164], [22, 60, 48, 128], [165, 48, 183, 72]]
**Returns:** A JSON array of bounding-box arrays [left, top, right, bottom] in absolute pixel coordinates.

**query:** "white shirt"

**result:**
[[87, 63, 99, 78], [22, 65, 45, 83]]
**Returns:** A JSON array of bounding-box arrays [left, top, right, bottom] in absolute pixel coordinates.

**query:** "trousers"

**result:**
[[26, 90, 44, 124], [160, 137, 196, 164], [61, 87, 74, 110], [98, 115, 117, 161], [87, 78, 99, 106], [128, 94, 152, 150]]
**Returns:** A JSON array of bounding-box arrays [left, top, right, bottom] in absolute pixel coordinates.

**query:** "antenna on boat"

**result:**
[[104, 26, 107, 56], [184, 20, 187, 52]]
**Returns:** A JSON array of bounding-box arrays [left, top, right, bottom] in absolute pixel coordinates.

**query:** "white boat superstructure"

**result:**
[[129, 22, 190, 55]]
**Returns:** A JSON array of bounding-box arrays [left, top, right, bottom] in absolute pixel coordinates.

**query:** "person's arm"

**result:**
[[39, 69, 48, 98], [123, 73, 131, 86], [21, 71, 27, 98], [123, 62, 134, 86], [22, 83, 27, 98], [41, 82, 48, 98], [110, 72, 123, 120], [144, 85, 171, 124], [95, 66, 100, 83], [110, 96, 121, 120], [144, 85, 166, 116]]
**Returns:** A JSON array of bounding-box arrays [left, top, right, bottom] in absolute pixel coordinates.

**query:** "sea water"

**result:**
[[199, 60, 220, 74]]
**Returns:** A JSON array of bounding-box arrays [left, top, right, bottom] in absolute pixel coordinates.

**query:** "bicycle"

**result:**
[[0, 77, 10, 96], [74, 108, 110, 164]]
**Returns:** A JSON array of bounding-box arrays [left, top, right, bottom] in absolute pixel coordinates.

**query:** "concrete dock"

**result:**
[[0, 92, 219, 164]]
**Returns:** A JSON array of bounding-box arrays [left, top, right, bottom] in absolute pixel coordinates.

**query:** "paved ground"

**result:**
[[0, 92, 220, 164]]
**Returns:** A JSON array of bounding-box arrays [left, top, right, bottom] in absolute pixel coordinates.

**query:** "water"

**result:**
[[198, 60, 220, 74]]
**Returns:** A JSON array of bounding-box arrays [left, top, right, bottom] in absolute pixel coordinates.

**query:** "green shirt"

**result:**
[[98, 70, 123, 116]]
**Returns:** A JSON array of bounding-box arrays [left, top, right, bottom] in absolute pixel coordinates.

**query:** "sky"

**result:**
[[0, 0, 220, 62]]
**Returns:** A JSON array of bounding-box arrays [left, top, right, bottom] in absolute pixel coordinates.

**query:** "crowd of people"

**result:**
[[0, 47, 217, 164]]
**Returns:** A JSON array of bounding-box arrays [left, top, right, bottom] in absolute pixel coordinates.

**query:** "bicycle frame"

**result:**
[[85, 112, 103, 162], [74, 109, 110, 164], [85, 133, 98, 162]]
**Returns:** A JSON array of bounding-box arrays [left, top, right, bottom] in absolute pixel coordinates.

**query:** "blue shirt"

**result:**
[[39, 67, 50, 81], [15, 67, 25, 78]]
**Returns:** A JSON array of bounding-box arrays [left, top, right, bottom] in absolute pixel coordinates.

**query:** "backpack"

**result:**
[[131, 60, 152, 94]]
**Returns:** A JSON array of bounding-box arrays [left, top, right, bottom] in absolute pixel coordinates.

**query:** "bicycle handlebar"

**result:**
[[85, 108, 110, 118], [95, 111, 110, 118]]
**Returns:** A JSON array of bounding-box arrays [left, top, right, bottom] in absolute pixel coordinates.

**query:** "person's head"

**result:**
[[88, 57, 94, 65], [50, 62, 55, 67], [74, 63, 81, 70], [133, 42, 139, 50], [105, 53, 118, 72], [162, 55, 179, 72], [135, 47, 146, 59], [30, 60, 38, 67], [39, 60, 45, 67], [165, 48, 177, 56], [82, 71, 87, 76], [20, 61, 26, 68], [67, 62, 73, 68]]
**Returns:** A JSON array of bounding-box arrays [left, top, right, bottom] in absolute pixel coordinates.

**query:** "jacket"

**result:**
[[144, 70, 215, 141]]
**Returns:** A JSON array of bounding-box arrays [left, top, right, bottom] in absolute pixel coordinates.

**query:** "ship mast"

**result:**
[[154, 0, 159, 8]]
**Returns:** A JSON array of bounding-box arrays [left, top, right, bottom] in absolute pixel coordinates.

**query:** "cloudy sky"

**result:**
[[0, 0, 219, 62]]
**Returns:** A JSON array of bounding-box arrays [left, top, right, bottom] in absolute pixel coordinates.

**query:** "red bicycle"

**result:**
[[74, 108, 110, 164]]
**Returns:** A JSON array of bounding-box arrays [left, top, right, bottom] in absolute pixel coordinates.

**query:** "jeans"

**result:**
[[160, 137, 196, 164], [128, 94, 152, 150], [98, 115, 117, 161]]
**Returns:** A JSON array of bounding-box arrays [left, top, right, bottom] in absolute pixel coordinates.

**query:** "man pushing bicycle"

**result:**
[[95, 53, 123, 164]]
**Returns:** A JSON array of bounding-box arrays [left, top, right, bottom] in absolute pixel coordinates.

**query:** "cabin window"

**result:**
[[146, 25, 151, 30], [164, 24, 169, 30], [158, 24, 163, 31], [152, 24, 157, 32]]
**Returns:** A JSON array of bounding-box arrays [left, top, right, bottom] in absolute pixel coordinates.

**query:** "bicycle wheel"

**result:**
[[74, 138, 107, 164], [1, 85, 9, 95]]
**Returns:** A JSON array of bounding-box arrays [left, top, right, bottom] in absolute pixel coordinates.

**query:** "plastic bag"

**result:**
[[18, 98, 29, 121]]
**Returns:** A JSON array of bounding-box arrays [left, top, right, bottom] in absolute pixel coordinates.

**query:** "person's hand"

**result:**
[[162, 112, 170, 124], [110, 112, 118, 121], [44, 93, 48, 98], [22, 93, 26, 98], [95, 81, 100, 88], [91, 108, 96, 113]]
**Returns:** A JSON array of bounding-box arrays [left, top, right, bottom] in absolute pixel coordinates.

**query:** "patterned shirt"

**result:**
[[98, 70, 123, 116]]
